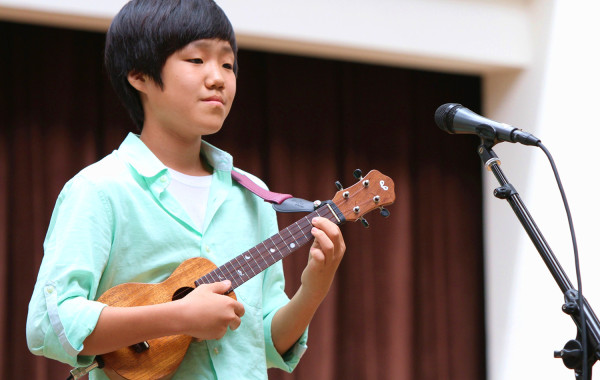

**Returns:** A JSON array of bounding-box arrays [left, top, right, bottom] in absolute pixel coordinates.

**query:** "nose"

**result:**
[[205, 62, 225, 89]]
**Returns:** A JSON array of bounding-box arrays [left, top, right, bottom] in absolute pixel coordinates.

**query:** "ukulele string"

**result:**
[[196, 214, 317, 287], [196, 206, 338, 289]]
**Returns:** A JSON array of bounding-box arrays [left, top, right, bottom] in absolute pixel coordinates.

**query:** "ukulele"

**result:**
[[95, 169, 395, 380]]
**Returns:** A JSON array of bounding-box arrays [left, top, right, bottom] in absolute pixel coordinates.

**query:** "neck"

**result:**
[[140, 127, 212, 176]]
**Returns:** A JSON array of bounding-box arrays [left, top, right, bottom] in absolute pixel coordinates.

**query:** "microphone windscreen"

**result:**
[[434, 103, 462, 133]]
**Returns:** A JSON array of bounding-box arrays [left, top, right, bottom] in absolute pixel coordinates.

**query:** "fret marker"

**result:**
[[290, 243, 296, 249], [270, 248, 276, 253], [244, 254, 251, 260], [237, 270, 244, 276]]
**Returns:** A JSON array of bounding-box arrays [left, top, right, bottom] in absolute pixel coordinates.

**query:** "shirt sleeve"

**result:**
[[258, 202, 309, 372], [262, 264, 309, 372], [230, 167, 310, 371], [26, 175, 112, 367]]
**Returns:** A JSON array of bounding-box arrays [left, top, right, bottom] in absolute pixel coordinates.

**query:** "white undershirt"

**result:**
[[167, 168, 213, 232]]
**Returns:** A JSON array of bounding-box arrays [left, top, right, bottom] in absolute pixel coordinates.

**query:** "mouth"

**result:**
[[202, 95, 225, 105]]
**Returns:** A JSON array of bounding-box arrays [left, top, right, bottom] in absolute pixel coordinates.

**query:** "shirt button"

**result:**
[[213, 347, 219, 355], [205, 246, 211, 253], [160, 175, 167, 183], [46, 286, 54, 294]]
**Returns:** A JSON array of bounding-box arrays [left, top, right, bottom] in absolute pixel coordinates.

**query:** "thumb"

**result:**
[[206, 280, 232, 294]]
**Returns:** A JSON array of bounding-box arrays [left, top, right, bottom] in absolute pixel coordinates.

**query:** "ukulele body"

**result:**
[[96, 257, 234, 380]]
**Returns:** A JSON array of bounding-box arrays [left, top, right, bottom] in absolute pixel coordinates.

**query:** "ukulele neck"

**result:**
[[194, 201, 344, 290]]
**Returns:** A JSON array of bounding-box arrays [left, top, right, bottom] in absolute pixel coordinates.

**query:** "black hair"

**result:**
[[104, 0, 238, 130]]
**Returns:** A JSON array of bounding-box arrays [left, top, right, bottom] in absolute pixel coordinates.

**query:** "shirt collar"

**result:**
[[116, 133, 234, 178], [200, 140, 234, 172]]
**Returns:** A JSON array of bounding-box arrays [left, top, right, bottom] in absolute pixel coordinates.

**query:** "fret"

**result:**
[[295, 220, 310, 242], [240, 254, 257, 276], [261, 241, 277, 266], [272, 233, 292, 256], [280, 228, 294, 253], [298, 216, 313, 242], [315, 206, 336, 223], [230, 261, 243, 282], [206, 271, 218, 285], [228, 260, 240, 279], [227, 256, 250, 283], [196, 275, 208, 287], [279, 227, 298, 258], [268, 235, 285, 258], [215, 267, 234, 287], [217, 262, 232, 282], [241, 251, 258, 276], [202, 271, 214, 286], [285, 229, 299, 248], [250, 246, 266, 272], [232, 256, 248, 281]]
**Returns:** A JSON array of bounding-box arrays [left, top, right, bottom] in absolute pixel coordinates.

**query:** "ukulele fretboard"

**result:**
[[194, 203, 341, 289]]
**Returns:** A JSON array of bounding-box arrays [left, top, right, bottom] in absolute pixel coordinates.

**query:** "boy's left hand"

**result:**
[[300, 217, 346, 301]]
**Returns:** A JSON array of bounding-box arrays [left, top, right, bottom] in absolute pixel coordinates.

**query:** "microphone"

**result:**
[[434, 103, 540, 146]]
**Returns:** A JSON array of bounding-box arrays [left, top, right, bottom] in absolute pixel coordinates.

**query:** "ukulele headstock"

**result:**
[[331, 169, 395, 224]]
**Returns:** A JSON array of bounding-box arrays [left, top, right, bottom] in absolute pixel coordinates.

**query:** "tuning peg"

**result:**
[[353, 169, 363, 180], [335, 181, 343, 190], [359, 217, 370, 228], [379, 207, 390, 218]]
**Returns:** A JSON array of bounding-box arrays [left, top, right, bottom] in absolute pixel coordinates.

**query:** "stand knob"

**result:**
[[493, 184, 516, 199], [554, 339, 583, 370], [562, 301, 578, 315], [493, 186, 510, 199]]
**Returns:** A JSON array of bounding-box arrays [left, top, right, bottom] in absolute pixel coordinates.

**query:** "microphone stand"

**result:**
[[478, 139, 600, 379]]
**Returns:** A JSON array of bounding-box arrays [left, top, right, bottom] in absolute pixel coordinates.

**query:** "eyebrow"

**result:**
[[190, 40, 234, 55]]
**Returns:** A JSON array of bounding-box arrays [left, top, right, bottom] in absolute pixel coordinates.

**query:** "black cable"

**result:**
[[538, 142, 587, 378]]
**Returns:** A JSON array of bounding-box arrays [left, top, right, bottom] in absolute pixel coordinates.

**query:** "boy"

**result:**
[[26, 0, 346, 378]]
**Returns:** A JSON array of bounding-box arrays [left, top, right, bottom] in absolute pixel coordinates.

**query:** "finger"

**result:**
[[311, 226, 334, 252], [309, 248, 326, 264], [314, 218, 343, 245], [229, 316, 242, 331], [233, 301, 245, 318], [311, 217, 340, 236], [204, 280, 232, 294], [215, 326, 229, 340]]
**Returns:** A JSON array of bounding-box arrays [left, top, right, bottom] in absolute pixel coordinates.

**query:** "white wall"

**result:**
[[2, 1, 598, 379], [484, 1, 600, 379], [0, 0, 531, 74], [217, 0, 531, 74]]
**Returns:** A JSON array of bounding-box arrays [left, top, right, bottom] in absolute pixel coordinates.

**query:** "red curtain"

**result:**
[[0, 22, 485, 379]]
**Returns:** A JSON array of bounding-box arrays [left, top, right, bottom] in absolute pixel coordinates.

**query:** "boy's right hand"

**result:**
[[176, 280, 245, 341]]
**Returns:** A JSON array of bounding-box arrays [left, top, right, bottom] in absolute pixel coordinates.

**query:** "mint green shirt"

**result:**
[[26, 133, 308, 379]]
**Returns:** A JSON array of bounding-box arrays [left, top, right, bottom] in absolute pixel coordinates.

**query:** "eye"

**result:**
[[223, 63, 234, 70], [188, 58, 203, 64]]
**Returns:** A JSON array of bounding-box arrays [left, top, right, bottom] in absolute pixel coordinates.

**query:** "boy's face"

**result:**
[[136, 39, 237, 139]]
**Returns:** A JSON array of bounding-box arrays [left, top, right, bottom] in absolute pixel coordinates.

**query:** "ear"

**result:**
[[127, 70, 148, 93]]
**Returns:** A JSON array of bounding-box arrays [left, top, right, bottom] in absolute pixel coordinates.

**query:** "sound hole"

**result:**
[[172, 286, 194, 301]]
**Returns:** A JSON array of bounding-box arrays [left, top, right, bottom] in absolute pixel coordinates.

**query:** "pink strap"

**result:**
[[231, 170, 293, 205]]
